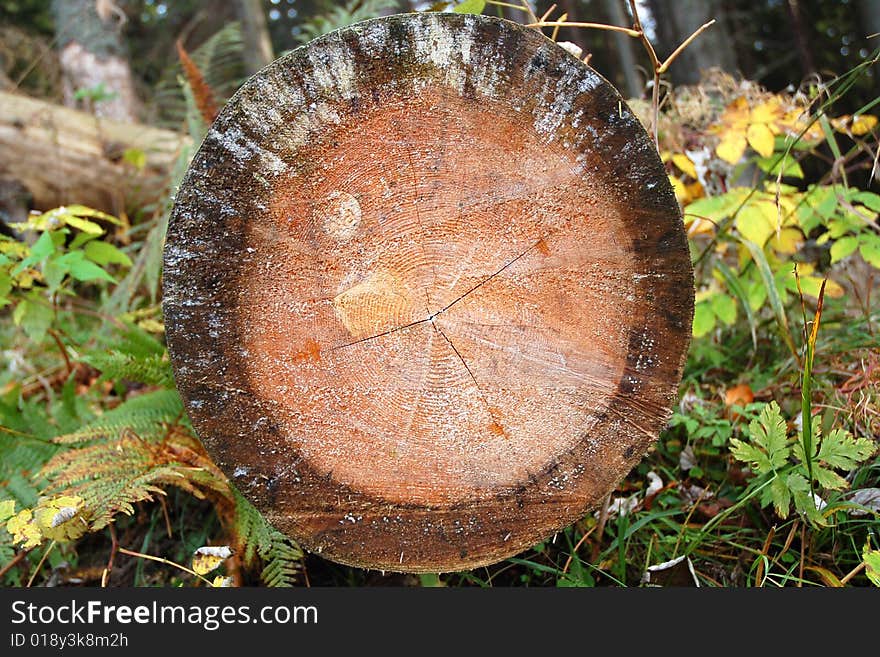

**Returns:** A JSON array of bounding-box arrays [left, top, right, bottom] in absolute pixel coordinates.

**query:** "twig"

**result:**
[[539, 3, 557, 22], [526, 20, 640, 37], [47, 329, 73, 378], [101, 523, 119, 587], [839, 561, 865, 585], [0, 548, 33, 580], [118, 546, 213, 586], [27, 540, 56, 588], [562, 523, 598, 574], [798, 523, 806, 587], [658, 21, 716, 74], [590, 492, 613, 563]]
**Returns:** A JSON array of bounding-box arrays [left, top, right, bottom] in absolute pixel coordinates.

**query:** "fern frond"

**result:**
[[40, 427, 229, 529], [176, 39, 219, 124], [260, 532, 303, 588], [297, 0, 399, 43], [227, 487, 303, 587], [53, 389, 183, 445], [0, 390, 60, 507], [84, 351, 174, 388], [153, 22, 245, 129]]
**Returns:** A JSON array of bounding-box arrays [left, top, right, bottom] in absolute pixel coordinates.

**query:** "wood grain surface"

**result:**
[[163, 12, 694, 572]]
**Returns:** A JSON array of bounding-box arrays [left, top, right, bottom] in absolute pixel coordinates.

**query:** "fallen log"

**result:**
[[164, 12, 694, 572], [0, 90, 189, 214]]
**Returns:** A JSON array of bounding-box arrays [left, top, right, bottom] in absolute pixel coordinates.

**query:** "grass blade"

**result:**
[[740, 238, 799, 362], [716, 260, 758, 350]]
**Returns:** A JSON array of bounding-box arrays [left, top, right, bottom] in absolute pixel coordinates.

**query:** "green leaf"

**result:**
[[123, 148, 147, 170], [452, 0, 485, 14], [755, 155, 804, 178], [769, 475, 792, 518], [859, 233, 880, 268], [736, 201, 777, 246], [684, 190, 748, 224], [786, 471, 810, 493], [12, 231, 55, 275], [692, 301, 715, 337], [84, 241, 133, 267], [0, 270, 11, 308], [730, 438, 770, 472], [732, 402, 791, 476], [853, 191, 880, 213], [13, 298, 53, 342], [813, 466, 848, 491], [54, 252, 115, 283], [864, 547, 880, 587], [710, 293, 737, 326], [817, 428, 875, 470], [830, 235, 859, 263]]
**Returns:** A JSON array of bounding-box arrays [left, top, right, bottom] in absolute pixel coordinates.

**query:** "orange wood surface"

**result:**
[[164, 12, 693, 572]]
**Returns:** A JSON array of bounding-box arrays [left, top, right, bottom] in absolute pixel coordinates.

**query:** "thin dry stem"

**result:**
[[539, 3, 557, 22], [658, 20, 716, 73], [118, 546, 214, 586], [527, 20, 640, 37]]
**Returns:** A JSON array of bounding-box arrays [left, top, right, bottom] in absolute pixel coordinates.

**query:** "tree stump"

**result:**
[[163, 12, 694, 573]]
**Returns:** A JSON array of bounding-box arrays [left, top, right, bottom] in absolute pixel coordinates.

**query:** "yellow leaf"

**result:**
[[138, 319, 165, 333], [7, 510, 42, 549], [685, 216, 715, 237], [192, 545, 234, 575], [769, 227, 804, 254], [747, 122, 776, 158], [823, 279, 844, 298], [717, 132, 747, 164], [797, 274, 843, 299], [32, 495, 87, 543], [212, 576, 235, 587], [720, 97, 750, 129], [850, 115, 878, 135], [669, 175, 688, 204], [672, 153, 698, 179], [750, 99, 783, 125], [831, 114, 878, 136], [736, 200, 777, 246], [0, 500, 14, 524]]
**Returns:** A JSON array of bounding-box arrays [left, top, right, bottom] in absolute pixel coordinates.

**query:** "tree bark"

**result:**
[[51, 0, 139, 122], [235, 0, 274, 75], [0, 91, 189, 214], [649, 0, 738, 85], [164, 13, 693, 573]]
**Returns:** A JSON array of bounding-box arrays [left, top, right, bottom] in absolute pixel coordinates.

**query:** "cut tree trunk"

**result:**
[[0, 91, 189, 214], [164, 13, 694, 573]]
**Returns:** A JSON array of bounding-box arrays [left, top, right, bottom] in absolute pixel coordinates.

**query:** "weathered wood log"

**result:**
[[164, 12, 694, 573], [0, 91, 188, 213]]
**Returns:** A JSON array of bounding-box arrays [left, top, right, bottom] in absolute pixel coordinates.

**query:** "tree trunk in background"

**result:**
[[649, 0, 738, 85], [857, 0, 880, 48], [858, 0, 880, 81], [51, 0, 139, 122], [235, 0, 274, 75], [603, 0, 641, 98], [785, 0, 815, 80]]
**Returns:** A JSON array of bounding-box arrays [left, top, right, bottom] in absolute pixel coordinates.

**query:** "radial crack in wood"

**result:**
[[163, 12, 694, 572]]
